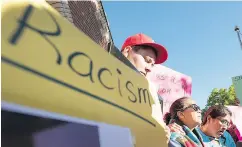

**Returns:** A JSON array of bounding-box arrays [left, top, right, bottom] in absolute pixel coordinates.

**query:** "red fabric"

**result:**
[[235, 128, 242, 141]]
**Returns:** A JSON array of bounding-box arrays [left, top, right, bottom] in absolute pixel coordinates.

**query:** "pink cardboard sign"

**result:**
[[147, 65, 192, 116]]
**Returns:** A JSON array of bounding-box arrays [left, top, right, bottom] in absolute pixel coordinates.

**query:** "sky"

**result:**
[[102, 1, 242, 108]]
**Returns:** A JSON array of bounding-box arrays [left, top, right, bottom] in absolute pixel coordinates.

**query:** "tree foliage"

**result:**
[[206, 85, 237, 107], [201, 85, 239, 117]]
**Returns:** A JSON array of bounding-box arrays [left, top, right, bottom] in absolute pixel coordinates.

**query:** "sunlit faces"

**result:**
[[207, 114, 231, 138], [177, 99, 202, 128], [122, 46, 157, 77]]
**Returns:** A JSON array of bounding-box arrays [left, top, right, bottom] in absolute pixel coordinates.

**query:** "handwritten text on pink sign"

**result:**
[[148, 65, 192, 115]]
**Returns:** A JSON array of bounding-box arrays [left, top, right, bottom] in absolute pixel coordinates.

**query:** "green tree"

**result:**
[[205, 85, 237, 107], [201, 85, 238, 120]]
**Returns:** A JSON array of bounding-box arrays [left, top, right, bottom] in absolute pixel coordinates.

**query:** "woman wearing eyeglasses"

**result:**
[[164, 97, 204, 147], [198, 105, 236, 147]]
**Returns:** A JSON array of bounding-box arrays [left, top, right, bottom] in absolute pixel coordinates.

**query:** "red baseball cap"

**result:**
[[121, 33, 168, 64]]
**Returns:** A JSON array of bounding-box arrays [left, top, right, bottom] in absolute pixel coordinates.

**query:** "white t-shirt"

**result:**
[[147, 80, 166, 128]]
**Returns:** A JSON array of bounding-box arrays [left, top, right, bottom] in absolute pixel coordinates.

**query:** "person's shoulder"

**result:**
[[223, 130, 231, 136], [169, 132, 185, 147], [222, 131, 236, 147], [170, 132, 186, 141], [222, 130, 234, 141], [194, 127, 211, 142], [195, 127, 206, 137]]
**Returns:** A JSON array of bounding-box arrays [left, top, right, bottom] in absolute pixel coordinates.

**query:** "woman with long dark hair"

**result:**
[[164, 97, 204, 147]]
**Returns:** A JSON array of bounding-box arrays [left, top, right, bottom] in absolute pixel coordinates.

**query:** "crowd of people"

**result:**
[[120, 33, 242, 147]]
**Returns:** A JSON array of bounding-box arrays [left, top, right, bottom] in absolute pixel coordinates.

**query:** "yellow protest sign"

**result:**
[[1, 1, 167, 147]]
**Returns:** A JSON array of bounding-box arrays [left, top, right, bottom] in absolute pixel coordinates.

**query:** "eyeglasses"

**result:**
[[182, 104, 201, 112], [216, 118, 230, 127]]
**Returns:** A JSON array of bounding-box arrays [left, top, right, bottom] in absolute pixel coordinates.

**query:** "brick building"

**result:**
[[46, 0, 138, 71], [46, 0, 113, 52]]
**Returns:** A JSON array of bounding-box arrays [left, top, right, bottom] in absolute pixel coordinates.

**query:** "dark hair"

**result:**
[[163, 97, 191, 125], [163, 113, 172, 125], [131, 45, 158, 58], [202, 105, 232, 125]]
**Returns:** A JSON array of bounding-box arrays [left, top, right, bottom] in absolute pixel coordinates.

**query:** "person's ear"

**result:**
[[177, 111, 185, 119], [121, 46, 132, 57], [207, 115, 212, 124]]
